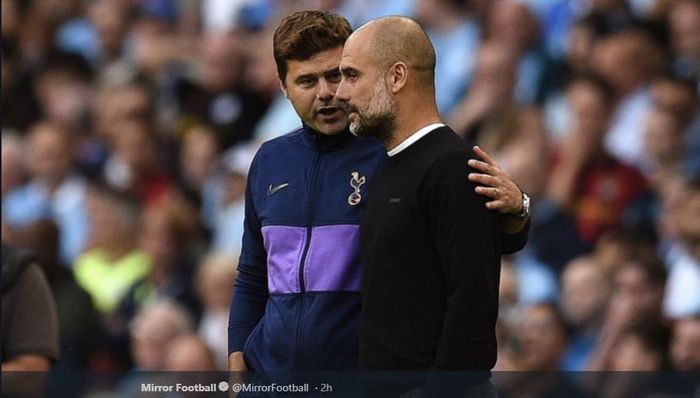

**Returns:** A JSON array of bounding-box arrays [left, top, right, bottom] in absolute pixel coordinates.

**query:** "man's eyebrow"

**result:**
[[294, 73, 316, 83], [323, 66, 341, 75], [340, 66, 358, 75], [295, 65, 341, 81]]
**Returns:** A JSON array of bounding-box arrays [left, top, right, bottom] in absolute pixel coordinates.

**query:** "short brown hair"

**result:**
[[273, 10, 352, 82]]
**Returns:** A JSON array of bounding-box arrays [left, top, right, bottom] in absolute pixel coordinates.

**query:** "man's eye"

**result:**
[[328, 71, 342, 82], [300, 79, 315, 87]]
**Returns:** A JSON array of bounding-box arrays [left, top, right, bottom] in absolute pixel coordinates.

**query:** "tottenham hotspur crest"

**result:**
[[348, 172, 366, 206]]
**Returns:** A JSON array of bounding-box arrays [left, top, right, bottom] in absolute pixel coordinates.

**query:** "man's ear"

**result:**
[[388, 62, 408, 94], [278, 75, 288, 98]]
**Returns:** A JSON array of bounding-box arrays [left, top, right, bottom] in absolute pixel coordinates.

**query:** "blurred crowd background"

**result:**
[[1, 0, 700, 379]]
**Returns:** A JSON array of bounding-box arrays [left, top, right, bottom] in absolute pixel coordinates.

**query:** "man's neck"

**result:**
[[384, 115, 442, 151]]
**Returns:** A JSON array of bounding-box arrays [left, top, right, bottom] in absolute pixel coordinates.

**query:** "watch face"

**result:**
[[519, 193, 531, 218]]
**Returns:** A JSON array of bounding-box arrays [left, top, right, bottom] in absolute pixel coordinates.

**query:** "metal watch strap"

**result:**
[[516, 192, 531, 219]]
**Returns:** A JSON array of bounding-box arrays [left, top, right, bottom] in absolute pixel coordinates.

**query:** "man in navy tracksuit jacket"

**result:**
[[227, 11, 530, 371], [228, 123, 387, 370]]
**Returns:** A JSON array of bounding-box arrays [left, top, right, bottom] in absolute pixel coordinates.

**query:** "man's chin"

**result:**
[[349, 122, 369, 137], [349, 122, 360, 136], [314, 120, 349, 136], [349, 119, 375, 138]]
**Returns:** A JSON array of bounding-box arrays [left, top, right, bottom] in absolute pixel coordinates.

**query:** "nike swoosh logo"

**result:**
[[267, 183, 290, 196]]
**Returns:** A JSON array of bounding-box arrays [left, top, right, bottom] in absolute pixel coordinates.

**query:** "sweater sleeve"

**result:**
[[228, 155, 269, 354], [421, 153, 502, 371], [501, 218, 530, 255]]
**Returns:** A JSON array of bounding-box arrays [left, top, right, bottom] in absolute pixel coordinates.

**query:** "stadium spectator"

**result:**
[[497, 303, 585, 397], [85, 0, 131, 67], [248, 28, 302, 143], [543, 15, 607, 143], [3, 121, 89, 264], [537, 75, 648, 269], [210, 144, 254, 254], [12, 219, 100, 371], [591, 228, 658, 275], [663, 174, 700, 319], [559, 256, 610, 370], [649, 77, 700, 175], [73, 183, 148, 315], [1, 132, 26, 197], [117, 299, 195, 391], [449, 41, 547, 197], [608, 322, 670, 371], [195, 252, 238, 370], [116, 195, 202, 327], [414, 0, 480, 114], [642, 106, 687, 186], [588, 258, 668, 370], [494, 259, 520, 371], [486, 0, 548, 104], [177, 125, 222, 228], [670, 315, 700, 370], [164, 334, 218, 371], [104, 118, 174, 205], [667, 0, 700, 83], [32, 51, 94, 135], [129, 300, 194, 371], [173, 30, 270, 149], [516, 302, 568, 371], [592, 29, 664, 167]]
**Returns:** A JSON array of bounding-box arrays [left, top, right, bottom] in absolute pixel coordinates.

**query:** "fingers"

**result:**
[[475, 186, 499, 198], [485, 200, 508, 211], [468, 172, 498, 186], [473, 179, 521, 213], [472, 145, 497, 166], [467, 159, 498, 175]]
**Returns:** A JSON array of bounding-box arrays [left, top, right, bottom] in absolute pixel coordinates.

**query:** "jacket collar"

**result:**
[[301, 123, 357, 152]]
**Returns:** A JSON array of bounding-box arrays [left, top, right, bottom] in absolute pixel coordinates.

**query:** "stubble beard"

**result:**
[[348, 78, 396, 144]]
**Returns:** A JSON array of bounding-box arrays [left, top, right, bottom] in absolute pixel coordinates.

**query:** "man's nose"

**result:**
[[335, 78, 349, 102], [317, 79, 335, 101]]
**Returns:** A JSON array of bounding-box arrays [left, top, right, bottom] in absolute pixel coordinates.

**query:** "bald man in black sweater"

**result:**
[[336, 16, 520, 387]]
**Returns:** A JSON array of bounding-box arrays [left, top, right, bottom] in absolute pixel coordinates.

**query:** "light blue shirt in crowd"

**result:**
[[3, 176, 89, 266]]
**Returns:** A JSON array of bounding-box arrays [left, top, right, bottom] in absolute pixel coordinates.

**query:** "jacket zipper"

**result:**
[[295, 148, 321, 368]]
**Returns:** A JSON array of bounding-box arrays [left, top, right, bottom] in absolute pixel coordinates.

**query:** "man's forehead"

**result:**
[[343, 28, 372, 56], [340, 39, 373, 68], [287, 46, 343, 76]]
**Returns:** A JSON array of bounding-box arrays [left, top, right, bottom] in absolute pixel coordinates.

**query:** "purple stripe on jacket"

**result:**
[[261, 224, 361, 294], [262, 225, 306, 294], [305, 224, 361, 292]]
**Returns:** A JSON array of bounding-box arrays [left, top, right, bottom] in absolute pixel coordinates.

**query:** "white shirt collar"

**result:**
[[387, 123, 445, 157]]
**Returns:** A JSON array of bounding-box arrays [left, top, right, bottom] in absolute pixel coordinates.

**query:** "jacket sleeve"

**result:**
[[422, 153, 502, 370], [501, 217, 530, 255], [228, 154, 269, 354]]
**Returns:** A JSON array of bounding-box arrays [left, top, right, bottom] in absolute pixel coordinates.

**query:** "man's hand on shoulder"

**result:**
[[467, 146, 523, 214], [467, 146, 529, 234]]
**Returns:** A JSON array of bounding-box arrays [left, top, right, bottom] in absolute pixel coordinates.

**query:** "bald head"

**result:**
[[354, 16, 436, 88], [336, 16, 441, 147], [165, 334, 217, 371]]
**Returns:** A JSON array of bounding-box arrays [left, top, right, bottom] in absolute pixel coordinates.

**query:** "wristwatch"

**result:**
[[515, 191, 531, 219]]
